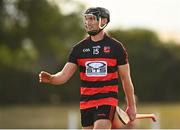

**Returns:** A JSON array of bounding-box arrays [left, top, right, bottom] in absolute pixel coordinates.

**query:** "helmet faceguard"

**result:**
[[84, 7, 110, 36]]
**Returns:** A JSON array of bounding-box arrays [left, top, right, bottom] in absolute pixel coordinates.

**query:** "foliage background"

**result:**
[[0, 0, 180, 106]]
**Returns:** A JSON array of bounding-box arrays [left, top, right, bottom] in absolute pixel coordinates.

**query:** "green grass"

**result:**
[[0, 103, 180, 129]]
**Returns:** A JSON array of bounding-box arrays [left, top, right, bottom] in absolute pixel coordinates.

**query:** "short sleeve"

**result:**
[[68, 46, 78, 65], [116, 43, 128, 65]]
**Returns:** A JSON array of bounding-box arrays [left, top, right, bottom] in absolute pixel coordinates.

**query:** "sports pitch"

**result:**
[[0, 103, 179, 129]]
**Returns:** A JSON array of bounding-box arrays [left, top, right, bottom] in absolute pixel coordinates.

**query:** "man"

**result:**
[[39, 7, 136, 129]]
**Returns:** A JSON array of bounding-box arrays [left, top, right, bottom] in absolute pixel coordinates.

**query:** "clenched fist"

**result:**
[[39, 71, 52, 83]]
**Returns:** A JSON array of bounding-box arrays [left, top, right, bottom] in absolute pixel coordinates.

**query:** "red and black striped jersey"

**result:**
[[68, 34, 128, 109]]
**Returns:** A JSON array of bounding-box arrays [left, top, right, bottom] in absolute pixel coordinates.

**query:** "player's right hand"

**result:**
[[39, 71, 52, 83]]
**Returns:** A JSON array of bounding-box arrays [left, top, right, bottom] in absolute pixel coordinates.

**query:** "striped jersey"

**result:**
[[68, 34, 128, 110]]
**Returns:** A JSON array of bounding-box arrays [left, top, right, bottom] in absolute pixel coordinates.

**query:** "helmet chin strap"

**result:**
[[87, 17, 107, 36]]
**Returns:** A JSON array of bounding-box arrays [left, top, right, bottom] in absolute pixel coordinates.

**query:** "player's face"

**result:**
[[84, 14, 99, 32]]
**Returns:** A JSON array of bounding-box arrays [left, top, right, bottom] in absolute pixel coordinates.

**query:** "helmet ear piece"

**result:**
[[98, 8, 110, 23], [98, 17, 107, 29]]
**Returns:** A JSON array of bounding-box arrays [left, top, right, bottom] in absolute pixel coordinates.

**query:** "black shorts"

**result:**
[[80, 105, 116, 127]]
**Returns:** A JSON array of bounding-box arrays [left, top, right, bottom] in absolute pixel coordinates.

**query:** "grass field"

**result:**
[[0, 103, 180, 129]]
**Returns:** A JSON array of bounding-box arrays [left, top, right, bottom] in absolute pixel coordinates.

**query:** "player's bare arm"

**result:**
[[118, 63, 137, 121], [39, 62, 77, 85]]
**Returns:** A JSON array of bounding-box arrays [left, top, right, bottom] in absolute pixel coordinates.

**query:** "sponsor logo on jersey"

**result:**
[[85, 61, 107, 77]]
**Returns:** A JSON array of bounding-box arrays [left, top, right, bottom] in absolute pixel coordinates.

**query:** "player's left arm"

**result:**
[[118, 63, 137, 121]]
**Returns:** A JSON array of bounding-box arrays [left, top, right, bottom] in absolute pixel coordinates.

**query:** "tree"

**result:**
[[109, 28, 180, 102], [0, 0, 85, 104]]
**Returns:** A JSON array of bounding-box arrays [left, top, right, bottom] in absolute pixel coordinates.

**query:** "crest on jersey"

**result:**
[[104, 46, 111, 53], [85, 61, 107, 77]]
